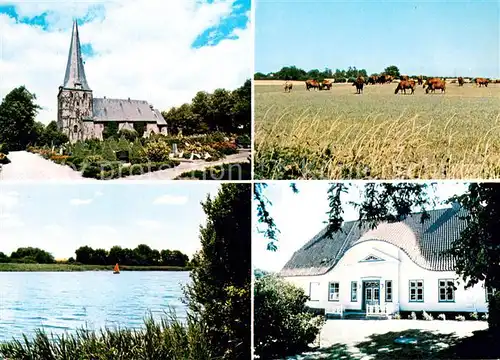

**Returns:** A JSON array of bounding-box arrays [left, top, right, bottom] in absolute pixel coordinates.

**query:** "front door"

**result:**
[[362, 280, 380, 310]]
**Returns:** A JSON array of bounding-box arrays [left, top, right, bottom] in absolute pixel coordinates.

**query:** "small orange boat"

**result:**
[[113, 263, 120, 274]]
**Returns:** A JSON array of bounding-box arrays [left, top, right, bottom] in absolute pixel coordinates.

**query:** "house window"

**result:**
[[385, 280, 392, 302], [309, 282, 320, 301], [351, 281, 357, 302], [73, 125, 78, 133], [438, 279, 455, 302], [329, 282, 339, 302], [409, 280, 424, 302], [486, 287, 495, 302]]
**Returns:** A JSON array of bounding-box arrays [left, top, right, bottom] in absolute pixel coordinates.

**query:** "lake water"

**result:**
[[0, 271, 190, 342]]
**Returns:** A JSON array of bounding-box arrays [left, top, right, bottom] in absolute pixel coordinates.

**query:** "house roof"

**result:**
[[62, 20, 91, 91], [92, 98, 166, 125], [280, 207, 467, 277]]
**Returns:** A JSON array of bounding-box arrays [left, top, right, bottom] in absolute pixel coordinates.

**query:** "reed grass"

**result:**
[[0, 312, 215, 360], [254, 83, 500, 179]]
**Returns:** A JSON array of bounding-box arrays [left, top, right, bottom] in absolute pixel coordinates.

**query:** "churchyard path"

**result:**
[[0, 151, 87, 181], [117, 149, 251, 180]]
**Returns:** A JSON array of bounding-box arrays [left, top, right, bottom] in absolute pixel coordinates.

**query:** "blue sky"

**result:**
[[0, 183, 221, 259], [253, 182, 469, 272], [255, 0, 499, 78], [0, 0, 251, 123]]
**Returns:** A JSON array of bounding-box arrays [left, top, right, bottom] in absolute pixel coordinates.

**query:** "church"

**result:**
[[57, 20, 167, 143], [280, 205, 492, 318]]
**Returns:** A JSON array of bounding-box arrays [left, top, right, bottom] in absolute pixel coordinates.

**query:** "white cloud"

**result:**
[[0, 213, 24, 228], [0, 191, 20, 210], [0, 0, 251, 123], [153, 194, 188, 205], [70, 198, 93, 205], [136, 219, 162, 230]]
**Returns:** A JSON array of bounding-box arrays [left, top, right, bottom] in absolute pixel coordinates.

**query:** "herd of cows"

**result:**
[[283, 75, 494, 95]]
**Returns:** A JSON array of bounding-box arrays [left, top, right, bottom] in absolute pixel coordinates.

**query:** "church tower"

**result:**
[[57, 20, 93, 143]]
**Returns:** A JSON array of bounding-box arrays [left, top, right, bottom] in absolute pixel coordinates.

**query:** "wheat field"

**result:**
[[254, 80, 500, 179]]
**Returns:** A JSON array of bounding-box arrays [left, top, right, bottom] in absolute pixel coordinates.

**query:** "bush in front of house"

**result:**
[[118, 129, 139, 142], [211, 141, 238, 155], [393, 312, 401, 320], [144, 140, 171, 162], [0, 153, 11, 165], [236, 134, 251, 148], [438, 314, 446, 321], [254, 275, 325, 359], [470, 311, 479, 320], [408, 312, 417, 320], [455, 315, 466, 321], [422, 311, 434, 321]]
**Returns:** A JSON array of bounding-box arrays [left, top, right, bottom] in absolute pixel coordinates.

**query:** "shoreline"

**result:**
[[0, 263, 191, 272]]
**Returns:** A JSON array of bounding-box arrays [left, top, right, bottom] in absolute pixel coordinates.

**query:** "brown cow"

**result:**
[[423, 77, 440, 88], [284, 81, 293, 93], [395, 79, 415, 95], [319, 80, 333, 90], [305, 79, 320, 91], [457, 77, 464, 86], [425, 79, 446, 94], [367, 75, 378, 85], [352, 77, 364, 94], [400, 75, 409, 81], [475, 78, 489, 87], [417, 76, 423, 86]]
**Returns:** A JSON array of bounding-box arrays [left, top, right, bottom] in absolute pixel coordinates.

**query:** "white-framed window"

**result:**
[[409, 280, 424, 302], [438, 279, 455, 302], [309, 282, 320, 301], [385, 280, 392, 302], [351, 281, 357, 302], [329, 282, 339, 301]]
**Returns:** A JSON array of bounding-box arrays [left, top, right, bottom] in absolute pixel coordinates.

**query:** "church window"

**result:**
[[73, 125, 78, 133], [409, 280, 424, 302], [438, 279, 455, 302]]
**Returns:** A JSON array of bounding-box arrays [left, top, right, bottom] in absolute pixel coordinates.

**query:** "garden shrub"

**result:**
[[212, 141, 238, 155], [422, 311, 433, 321], [488, 291, 500, 330], [118, 129, 138, 142], [102, 122, 119, 139], [236, 134, 251, 148], [0, 143, 9, 155], [0, 153, 11, 165], [254, 275, 324, 359], [145, 141, 170, 162], [393, 312, 401, 320], [470, 311, 479, 320], [482, 313, 489, 321], [408, 312, 417, 320], [438, 314, 446, 321], [455, 315, 466, 321]]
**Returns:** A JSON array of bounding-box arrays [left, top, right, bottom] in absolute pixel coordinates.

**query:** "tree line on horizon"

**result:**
[[254, 65, 489, 82], [0, 245, 190, 267]]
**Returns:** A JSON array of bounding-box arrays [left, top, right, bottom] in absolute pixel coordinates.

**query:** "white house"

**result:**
[[280, 205, 493, 317]]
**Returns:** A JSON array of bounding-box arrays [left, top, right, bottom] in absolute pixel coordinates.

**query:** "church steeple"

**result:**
[[62, 20, 91, 90]]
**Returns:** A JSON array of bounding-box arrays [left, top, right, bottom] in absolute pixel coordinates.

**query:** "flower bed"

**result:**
[[26, 132, 245, 178]]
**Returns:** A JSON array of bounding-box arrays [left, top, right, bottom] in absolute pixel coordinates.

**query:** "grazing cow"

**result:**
[[352, 77, 364, 94], [475, 78, 489, 87], [367, 75, 378, 85], [423, 77, 440, 88], [284, 81, 293, 92], [425, 79, 446, 94], [400, 75, 409, 81], [458, 77, 464, 86], [305, 79, 320, 91], [319, 80, 333, 90], [417, 76, 423, 86], [395, 79, 415, 95]]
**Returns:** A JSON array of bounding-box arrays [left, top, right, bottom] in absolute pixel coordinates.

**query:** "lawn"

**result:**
[[254, 81, 500, 179]]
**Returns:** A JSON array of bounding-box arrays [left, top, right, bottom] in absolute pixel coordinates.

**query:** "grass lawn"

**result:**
[[0, 263, 190, 272], [255, 81, 500, 179]]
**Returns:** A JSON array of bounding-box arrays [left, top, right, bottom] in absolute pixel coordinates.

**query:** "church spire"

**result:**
[[62, 19, 91, 90]]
